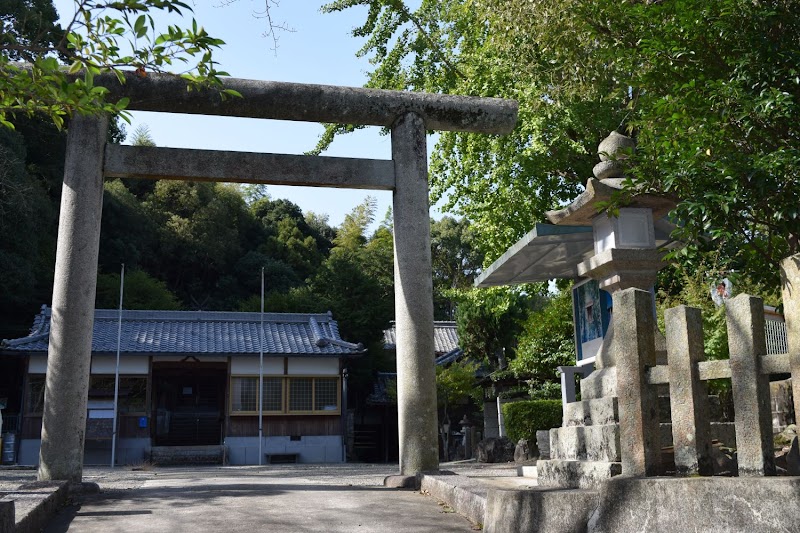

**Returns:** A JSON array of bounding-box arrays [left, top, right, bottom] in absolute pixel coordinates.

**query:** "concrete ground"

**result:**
[[9, 462, 523, 533]]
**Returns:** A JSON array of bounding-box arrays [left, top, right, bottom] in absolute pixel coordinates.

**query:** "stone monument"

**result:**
[[536, 132, 676, 488]]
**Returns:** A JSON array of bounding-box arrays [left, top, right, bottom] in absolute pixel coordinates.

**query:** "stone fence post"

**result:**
[[665, 305, 713, 476], [614, 288, 661, 477], [780, 254, 800, 424], [726, 294, 776, 476]]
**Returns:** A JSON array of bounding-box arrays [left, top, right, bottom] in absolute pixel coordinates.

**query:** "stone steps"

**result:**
[[550, 424, 621, 462], [562, 397, 618, 427]]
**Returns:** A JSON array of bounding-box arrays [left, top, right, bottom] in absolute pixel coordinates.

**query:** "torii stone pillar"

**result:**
[[38, 74, 517, 482], [39, 114, 109, 482], [391, 112, 438, 474]]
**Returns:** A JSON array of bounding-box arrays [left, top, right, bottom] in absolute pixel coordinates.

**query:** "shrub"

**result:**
[[503, 400, 562, 444]]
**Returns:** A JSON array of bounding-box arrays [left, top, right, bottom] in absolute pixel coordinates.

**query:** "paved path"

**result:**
[[42, 465, 489, 532]]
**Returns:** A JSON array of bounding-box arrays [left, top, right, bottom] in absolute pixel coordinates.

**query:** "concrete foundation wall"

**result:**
[[224, 436, 343, 465], [589, 477, 800, 533], [17, 438, 149, 466], [483, 477, 800, 532]]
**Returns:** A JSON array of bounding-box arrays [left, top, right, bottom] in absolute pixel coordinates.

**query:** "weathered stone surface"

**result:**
[[563, 397, 618, 427], [577, 248, 666, 294], [580, 367, 617, 400], [420, 473, 487, 526], [597, 131, 636, 162], [383, 475, 418, 489], [613, 288, 661, 477], [549, 426, 584, 461], [589, 477, 800, 533], [0, 500, 13, 533], [592, 160, 622, 180], [105, 144, 396, 190], [550, 425, 620, 462], [726, 294, 776, 476], [485, 487, 599, 533], [780, 254, 800, 425], [97, 72, 518, 134], [537, 459, 621, 489], [475, 437, 515, 464], [5, 480, 68, 533], [665, 305, 713, 476], [788, 436, 800, 476], [39, 115, 109, 483], [546, 178, 675, 227], [585, 425, 621, 462], [513, 439, 530, 462], [536, 430, 551, 460], [392, 112, 439, 475]]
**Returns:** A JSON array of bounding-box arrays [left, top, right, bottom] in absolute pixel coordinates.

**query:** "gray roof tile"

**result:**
[[2, 306, 363, 357], [383, 321, 460, 356]]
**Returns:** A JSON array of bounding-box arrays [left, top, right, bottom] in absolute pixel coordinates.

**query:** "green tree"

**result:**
[[452, 286, 532, 370], [0, 125, 53, 336], [99, 179, 158, 272], [334, 195, 377, 250], [125, 124, 158, 198], [1, 0, 236, 129], [323, 0, 800, 284], [0, 116, 65, 337], [95, 269, 181, 310], [143, 180, 255, 307], [430, 216, 483, 319], [436, 360, 481, 409], [509, 290, 576, 398]]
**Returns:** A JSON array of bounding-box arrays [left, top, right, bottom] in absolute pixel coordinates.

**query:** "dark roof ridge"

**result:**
[[39, 306, 335, 323]]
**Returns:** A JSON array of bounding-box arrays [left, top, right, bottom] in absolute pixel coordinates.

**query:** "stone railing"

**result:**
[[614, 289, 795, 478]]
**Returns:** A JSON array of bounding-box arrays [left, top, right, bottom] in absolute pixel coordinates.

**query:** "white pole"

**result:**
[[111, 264, 125, 467], [497, 395, 505, 438], [258, 267, 264, 466]]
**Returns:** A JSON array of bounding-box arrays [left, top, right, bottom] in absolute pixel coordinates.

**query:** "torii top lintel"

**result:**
[[104, 72, 518, 135]]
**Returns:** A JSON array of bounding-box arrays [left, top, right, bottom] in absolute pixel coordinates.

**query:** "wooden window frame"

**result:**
[[229, 375, 340, 416], [25, 374, 148, 416]]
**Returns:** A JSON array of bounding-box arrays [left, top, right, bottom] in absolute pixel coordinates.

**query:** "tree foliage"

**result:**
[[430, 216, 483, 318], [96, 269, 181, 310], [323, 0, 800, 284], [436, 360, 481, 408], [451, 286, 533, 370], [1, 0, 236, 129], [509, 290, 576, 397]]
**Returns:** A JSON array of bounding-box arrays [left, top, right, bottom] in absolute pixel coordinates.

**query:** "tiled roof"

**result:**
[[1, 306, 364, 357], [383, 321, 460, 355]]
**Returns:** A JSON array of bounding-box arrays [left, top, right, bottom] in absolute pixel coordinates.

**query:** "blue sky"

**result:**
[[55, 0, 444, 229]]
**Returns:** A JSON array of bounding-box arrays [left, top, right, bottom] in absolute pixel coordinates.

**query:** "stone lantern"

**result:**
[[546, 131, 674, 295], [545, 131, 676, 395], [473, 132, 678, 488]]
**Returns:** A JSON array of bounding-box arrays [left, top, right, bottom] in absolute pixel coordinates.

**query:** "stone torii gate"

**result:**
[[38, 74, 518, 483]]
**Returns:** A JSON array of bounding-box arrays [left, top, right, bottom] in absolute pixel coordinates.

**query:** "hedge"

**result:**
[[502, 400, 563, 444]]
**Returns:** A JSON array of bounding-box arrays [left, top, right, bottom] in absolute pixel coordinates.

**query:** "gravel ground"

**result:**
[[1, 460, 525, 493]]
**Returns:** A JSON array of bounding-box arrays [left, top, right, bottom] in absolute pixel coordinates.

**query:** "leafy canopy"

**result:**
[[1, 0, 237, 129], [322, 0, 800, 285]]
